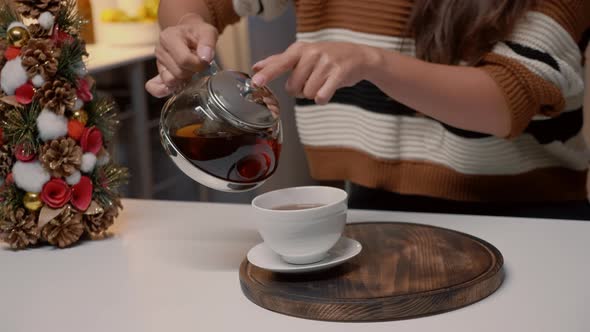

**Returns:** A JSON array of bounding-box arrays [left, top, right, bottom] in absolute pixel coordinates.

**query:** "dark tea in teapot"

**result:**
[[160, 64, 282, 192], [171, 123, 280, 183]]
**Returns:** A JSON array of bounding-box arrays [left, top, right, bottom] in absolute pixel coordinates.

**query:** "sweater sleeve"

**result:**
[[204, 0, 290, 32], [477, 0, 590, 137], [232, 0, 289, 20], [203, 0, 241, 32]]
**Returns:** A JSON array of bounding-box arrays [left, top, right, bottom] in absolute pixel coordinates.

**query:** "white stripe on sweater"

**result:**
[[492, 12, 584, 106], [512, 12, 581, 67], [297, 29, 416, 54], [296, 103, 590, 175]]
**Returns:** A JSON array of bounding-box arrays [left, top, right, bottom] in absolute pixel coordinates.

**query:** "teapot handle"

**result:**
[[165, 60, 220, 96], [193, 59, 220, 80], [208, 60, 220, 75], [184, 59, 219, 86]]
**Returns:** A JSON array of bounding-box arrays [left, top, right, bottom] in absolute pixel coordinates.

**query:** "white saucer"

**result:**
[[247, 237, 362, 273]]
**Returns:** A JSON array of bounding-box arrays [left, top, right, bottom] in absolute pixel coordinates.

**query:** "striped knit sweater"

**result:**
[[206, 0, 590, 202]]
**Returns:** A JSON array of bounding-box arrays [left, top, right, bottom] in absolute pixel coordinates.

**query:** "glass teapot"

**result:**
[[160, 62, 282, 192]]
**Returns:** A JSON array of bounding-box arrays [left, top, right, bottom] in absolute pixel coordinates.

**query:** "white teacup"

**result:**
[[251, 186, 348, 265]]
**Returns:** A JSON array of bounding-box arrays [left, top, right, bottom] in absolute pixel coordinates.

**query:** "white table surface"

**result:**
[[86, 43, 155, 73], [1, 199, 589, 332]]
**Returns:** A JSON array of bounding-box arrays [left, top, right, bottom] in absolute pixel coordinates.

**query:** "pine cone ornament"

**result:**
[[0, 207, 39, 250], [0, 146, 13, 179], [41, 205, 84, 248], [28, 24, 51, 39], [15, 0, 61, 19], [40, 137, 82, 178], [0, 40, 7, 64], [39, 79, 77, 115], [83, 203, 119, 236], [21, 39, 60, 79]]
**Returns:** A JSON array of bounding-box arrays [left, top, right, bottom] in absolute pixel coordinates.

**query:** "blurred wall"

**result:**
[[89, 0, 115, 43], [217, 20, 251, 73]]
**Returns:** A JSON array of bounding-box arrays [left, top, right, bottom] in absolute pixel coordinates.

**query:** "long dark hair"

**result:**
[[409, 0, 538, 65]]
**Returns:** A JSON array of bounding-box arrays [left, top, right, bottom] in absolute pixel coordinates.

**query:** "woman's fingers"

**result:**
[[301, 56, 331, 100], [146, 14, 222, 98], [302, 70, 329, 102], [157, 61, 181, 89], [251, 42, 366, 104], [252, 57, 272, 72], [196, 24, 218, 62], [155, 22, 218, 84], [159, 21, 218, 73], [251, 50, 301, 86], [160, 31, 202, 72], [285, 53, 319, 96], [155, 47, 191, 80], [145, 75, 172, 98], [315, 74, 340, 105]]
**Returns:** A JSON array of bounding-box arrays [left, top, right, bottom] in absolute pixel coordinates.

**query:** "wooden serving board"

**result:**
[[240, 222, 504, 322]]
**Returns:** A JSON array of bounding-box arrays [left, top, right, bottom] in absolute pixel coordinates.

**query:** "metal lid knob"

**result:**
[[207, 70, 279, 131]]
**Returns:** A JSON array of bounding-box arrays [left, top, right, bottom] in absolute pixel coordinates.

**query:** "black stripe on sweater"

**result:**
[[505, 41, 560, 71], [296, 80, 417, 116], [526, 108, 582, 144], [419, 110, 582, 142], [296, 81, 581, 143], [580, 28, 590, 52]]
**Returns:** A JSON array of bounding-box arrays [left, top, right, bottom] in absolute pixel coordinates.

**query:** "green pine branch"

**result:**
[[91, 164, 129, 209], [87, 97, 120, 145], [2, 102, 41, 155], [0, 2, 19, 38], [55, 0, 87, 36], [57, 39, 88, 85], [0, 183, 24, 210]]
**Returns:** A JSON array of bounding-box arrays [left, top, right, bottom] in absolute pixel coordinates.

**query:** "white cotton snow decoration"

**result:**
[[38, 12, 55, 30], [73, 98, 84, 111], [96, 150, 110, 166], [74, 62, 87, 77], [37, 109, 68, 141], [32, 74, 45, 87], [80, 153, 97, 173], [66, 171, 82, 185], [1, 57, 28, 95], [13, 161, 50, 193], [7, 22, 27, 32]]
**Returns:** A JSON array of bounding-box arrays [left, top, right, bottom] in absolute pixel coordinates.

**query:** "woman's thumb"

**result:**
[[145, 75, 172, 98]]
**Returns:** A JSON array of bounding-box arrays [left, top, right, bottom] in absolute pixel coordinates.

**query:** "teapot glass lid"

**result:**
[[207, 71, 279, 130]]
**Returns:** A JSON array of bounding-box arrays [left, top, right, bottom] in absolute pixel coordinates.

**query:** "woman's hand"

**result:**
[[145, 13, 218, 98], [252, 42, 381, 105], [253, 41, 511, 136]]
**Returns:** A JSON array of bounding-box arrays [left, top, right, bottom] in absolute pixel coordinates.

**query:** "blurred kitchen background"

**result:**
[[83, 0, 317, 203]]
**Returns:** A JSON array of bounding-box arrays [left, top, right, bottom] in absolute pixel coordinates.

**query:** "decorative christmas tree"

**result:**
[[0, 0, 128, 249]]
